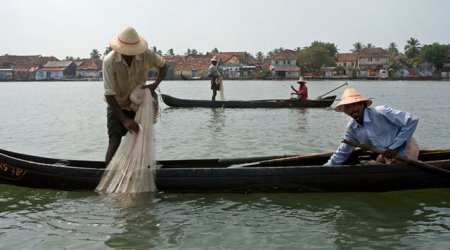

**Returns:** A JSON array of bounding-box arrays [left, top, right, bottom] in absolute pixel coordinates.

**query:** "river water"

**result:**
[[1, 80, 450, 249]]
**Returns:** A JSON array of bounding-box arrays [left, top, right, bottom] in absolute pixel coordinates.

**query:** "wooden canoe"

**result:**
[[161, 94, 336, 108], [1, 148, 450, 193]]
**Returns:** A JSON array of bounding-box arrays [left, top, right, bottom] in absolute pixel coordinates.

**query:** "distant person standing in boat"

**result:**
[[207, 56, 222, 101], [324, 88, 419, 166], [103, 26, 167, 166], [291, 76, 308, 101]]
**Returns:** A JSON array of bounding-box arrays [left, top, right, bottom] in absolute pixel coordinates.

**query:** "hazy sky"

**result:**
[[2, 0, 449, 59]]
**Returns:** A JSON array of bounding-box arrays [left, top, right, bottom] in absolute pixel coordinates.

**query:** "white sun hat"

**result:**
[[109, 27, 148, 56]]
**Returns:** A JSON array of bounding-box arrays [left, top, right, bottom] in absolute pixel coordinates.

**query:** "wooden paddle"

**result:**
[[342, 139, 450, 176], [228, 152, 333, 168], [314, 82, 348, 99]]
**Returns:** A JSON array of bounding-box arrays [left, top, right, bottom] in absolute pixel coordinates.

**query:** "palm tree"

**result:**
[[404, 37, 421, 59], [255, 51, 264, 62], [351, 42, 363, 52], [366, 43, 375, 48], [166, 48, 174, 56], [387, 42, 399, 58], [90, 49, 100, 59]]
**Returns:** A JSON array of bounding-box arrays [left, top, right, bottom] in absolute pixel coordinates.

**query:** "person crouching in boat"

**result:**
[[208, 56, 222, 101], [290, 76, 308, 101], [324, 88, 419, 166]]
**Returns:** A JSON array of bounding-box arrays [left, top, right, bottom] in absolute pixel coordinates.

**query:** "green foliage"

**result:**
[[404, 37, 421, 59], [185, 48, 201, 56], [417, 43, 450, 70], [256, 68, 272, 79], [255, 51, 264, 62], [387, 42, 399, 58], [266, 47, 284, 59], [166, 48, 174, 56], [90, 49, 100, 59], [352, 42, 363, 52], [297, 41, 337, 71], [151, 46, 162, 55]]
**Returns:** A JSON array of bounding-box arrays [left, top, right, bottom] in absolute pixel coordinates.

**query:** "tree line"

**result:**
[[73, 37, 449, 72]]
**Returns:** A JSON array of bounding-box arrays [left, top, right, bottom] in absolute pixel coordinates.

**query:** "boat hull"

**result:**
[[161, 94, 336, 108], [1, 148, 450, 193]]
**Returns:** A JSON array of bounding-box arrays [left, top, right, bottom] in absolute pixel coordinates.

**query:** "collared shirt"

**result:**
[[324, 105, 419, 166], [103, 50, 165, 109], [207, 64, 220, 77]]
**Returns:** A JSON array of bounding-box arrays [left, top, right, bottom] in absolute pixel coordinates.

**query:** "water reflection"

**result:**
[[207, 108, 226, 134], [103, 192, 161, 248]]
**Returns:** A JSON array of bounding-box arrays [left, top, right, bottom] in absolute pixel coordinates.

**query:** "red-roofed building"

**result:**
[[163, 55, 211, 80], [211, 52, 258, 79], [336, 53, 358, 76], [36, 60, 77, 80], [75, 59, 103, 80], [357, 48, 390, 77], [0, 55, 58, 80], [270, 50, 300, 79], [164, 52, 259, 80]]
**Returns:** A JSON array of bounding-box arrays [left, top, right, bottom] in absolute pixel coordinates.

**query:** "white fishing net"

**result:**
[[96, 84, 157, 194], [217, 76, 225, 101]]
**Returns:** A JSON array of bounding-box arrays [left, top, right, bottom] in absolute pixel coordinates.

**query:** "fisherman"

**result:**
[[103, 26, 167, 166], [207, 56, 222, 101], [291, 76, 308, 100], [324, 88, 419, 166]]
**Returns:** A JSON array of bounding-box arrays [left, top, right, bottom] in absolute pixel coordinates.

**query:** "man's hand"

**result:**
[[383, 148, 399, 159], [123, 117, 140, 134]]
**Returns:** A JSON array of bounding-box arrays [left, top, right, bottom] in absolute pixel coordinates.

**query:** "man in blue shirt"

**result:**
[[324, 88, 419, 166]]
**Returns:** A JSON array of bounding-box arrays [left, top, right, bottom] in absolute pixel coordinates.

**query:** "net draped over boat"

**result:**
[[96, 84, 157, 194]]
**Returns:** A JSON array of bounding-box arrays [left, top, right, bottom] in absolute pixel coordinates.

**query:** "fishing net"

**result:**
[[216, 76, 225, 101], [96, 84, 157, 194]]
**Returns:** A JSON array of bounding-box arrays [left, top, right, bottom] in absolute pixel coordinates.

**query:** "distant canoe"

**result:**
[[161, 94, 336, 108]]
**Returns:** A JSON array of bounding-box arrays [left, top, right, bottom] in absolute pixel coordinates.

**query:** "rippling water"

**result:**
[[1, 80, 450, 249]]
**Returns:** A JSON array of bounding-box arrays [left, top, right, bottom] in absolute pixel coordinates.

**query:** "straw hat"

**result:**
[[109, 27, 148, 56], [334, 88, 372, 112], [210, 56, 219, 62], [297, 76, 306, 83]]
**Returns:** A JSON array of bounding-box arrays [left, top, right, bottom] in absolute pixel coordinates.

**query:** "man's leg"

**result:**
[[212, 88, 217, 101], [105, 107, 135, 166], [105, 136, 121, 166]]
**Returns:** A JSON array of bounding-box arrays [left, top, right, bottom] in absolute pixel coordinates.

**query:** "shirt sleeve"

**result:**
[[324, 123, 358, 166], [376, 105, 419, 150], [146, 50, 165, 69], [103, 58, 116, 96]]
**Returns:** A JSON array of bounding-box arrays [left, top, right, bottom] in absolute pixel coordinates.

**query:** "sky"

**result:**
[[1, 0, 450, 60]]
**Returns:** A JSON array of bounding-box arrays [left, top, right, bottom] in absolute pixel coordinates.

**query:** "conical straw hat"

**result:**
[[334, 88, 372, 112]]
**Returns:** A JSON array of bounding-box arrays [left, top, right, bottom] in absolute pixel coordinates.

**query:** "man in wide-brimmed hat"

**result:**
[[103, 26, 167, 166], [290, 76, 308, 100], [324, 88, 419, 166], [207, 56, 222, 101]]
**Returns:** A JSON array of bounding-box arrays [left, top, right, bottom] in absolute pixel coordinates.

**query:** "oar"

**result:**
[[315, 82, 348, 99], [342, 139, 450, 176], [228, 152, 333, 168]]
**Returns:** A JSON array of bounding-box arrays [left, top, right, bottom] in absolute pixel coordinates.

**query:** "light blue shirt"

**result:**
[[325, 105, 419, 166]]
